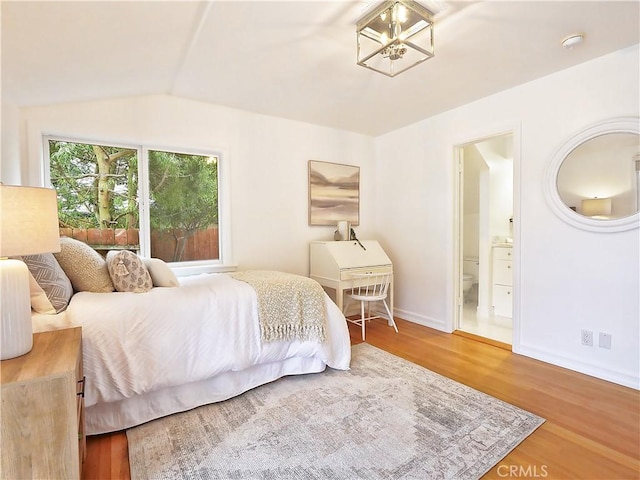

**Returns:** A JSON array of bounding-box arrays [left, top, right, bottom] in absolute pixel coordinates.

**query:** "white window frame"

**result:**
[[43, 135, 235, 276]]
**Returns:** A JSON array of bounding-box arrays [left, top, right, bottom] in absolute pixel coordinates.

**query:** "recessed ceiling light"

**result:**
[[562, 33, 585, 49]]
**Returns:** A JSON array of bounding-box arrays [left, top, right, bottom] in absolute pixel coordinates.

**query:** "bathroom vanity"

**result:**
[[492, 245, 513, 318]]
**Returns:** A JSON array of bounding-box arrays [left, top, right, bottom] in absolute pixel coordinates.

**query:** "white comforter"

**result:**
[[59, 273, 351, 410]]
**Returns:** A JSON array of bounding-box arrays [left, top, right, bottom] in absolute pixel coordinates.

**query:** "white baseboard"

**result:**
[[515, 343, 639, 390], [391, 312, 638, 390], [393, 308, 450, 332]]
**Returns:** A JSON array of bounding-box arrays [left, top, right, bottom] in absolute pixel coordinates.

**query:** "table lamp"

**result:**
[[581, 197, 612, 218], [1, 185, 61, 360]]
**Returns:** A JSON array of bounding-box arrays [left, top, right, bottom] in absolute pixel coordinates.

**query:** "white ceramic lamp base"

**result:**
[[1, 258, 33, 360]]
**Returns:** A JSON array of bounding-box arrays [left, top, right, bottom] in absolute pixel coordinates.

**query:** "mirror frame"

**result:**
[[544, 116, 640, 232]]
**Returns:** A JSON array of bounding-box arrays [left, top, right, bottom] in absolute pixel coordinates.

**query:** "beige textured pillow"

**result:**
[[106, 250, 153, 293], [54, 237, 114, 293], [19, 253, 73, 314], [143, 258, 179, 287]]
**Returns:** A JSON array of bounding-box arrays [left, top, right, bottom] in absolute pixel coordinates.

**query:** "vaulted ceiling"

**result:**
[[2, 1, 639, 136]]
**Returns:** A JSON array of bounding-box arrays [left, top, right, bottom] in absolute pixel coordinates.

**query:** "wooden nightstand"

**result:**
[[1, 327, 85, 479]]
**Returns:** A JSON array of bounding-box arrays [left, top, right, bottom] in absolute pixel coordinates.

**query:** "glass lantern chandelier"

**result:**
[[356, 0, 434, 77]]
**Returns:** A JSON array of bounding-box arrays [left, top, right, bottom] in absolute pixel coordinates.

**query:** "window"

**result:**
[[45, 137, 222, 266], [147, 149, 219, 262]]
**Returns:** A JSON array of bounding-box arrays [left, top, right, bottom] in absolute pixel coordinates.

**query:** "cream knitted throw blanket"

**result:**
[[229, 271, 327, 343]]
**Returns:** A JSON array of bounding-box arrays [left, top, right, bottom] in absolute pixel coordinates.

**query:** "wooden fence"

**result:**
[[150, 228, 219, 263], [59, 227, 219, 263]]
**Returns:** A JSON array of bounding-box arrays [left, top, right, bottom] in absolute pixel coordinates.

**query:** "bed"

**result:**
[[32, 270, 351, 435]]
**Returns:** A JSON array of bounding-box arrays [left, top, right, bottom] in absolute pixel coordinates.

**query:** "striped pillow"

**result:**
[[22, 253, 73, 314]]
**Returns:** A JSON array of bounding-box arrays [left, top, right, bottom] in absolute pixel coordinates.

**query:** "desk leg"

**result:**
[[388, 278, 394, 326]]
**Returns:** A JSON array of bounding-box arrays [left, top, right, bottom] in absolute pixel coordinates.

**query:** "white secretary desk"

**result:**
[[309, 240, 393, 316]]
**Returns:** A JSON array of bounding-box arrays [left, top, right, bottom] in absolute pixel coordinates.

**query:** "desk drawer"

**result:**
[[340, 266, 392, 281]]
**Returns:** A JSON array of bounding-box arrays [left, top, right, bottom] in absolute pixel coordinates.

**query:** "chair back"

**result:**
[[348, 272, 392, 301]]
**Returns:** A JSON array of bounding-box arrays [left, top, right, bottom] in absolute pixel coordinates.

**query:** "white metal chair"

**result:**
[[344, 272, 398, 341]]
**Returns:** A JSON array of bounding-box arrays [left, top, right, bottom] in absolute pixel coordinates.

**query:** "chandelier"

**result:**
[[356, 0, 434, 77]]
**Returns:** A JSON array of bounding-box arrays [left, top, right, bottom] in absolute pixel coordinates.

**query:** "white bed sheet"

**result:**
[[34, 272, 351, 434], [32, 309, 72, 333]]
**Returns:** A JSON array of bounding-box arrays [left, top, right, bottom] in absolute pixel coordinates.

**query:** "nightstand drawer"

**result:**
[[1, 327, 84, 480]]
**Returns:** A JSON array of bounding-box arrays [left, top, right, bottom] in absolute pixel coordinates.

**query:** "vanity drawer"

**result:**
[[493, 247, 513, 260], [493, 285, 513, 317], [493, 260, 512, 286]]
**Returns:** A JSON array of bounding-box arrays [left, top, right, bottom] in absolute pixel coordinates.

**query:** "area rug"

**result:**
[[127, 344, 544, 479]]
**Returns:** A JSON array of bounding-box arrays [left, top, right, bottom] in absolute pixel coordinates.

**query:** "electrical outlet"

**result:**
[[581, 330, 593, 346], [599, 332, 612, 349]]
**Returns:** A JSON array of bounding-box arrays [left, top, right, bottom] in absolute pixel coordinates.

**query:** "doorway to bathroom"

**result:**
[[454, 131, 515, 345]]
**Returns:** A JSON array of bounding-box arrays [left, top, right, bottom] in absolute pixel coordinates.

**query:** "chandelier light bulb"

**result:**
[[397, 4, 408, 23], [393, 22, 402, 38]]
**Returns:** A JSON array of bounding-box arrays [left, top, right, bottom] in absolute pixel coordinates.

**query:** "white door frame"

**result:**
[[451, 123, 522, 350]]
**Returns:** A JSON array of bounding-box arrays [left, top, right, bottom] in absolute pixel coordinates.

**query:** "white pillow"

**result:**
[[28, 273, 56, 314], [143, 258, 179, 287]]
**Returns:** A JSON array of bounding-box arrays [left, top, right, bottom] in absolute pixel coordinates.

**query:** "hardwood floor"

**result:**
[[83, 318, 640, 479]]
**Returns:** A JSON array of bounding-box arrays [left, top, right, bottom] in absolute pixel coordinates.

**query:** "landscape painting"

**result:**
[[308, 160, 360, 226]]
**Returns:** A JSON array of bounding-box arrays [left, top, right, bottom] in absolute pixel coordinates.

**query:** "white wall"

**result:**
[[1, 102, 22, 183], [374, 44, 640, 388], [3, 94, 375, 277], [3, 45, 638, 389]]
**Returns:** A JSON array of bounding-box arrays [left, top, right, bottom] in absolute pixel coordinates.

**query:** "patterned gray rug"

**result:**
[[127, 344, 544, 479]]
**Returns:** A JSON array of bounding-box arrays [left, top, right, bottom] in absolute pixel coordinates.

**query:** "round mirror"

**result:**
[[545, 117, 640, 232]]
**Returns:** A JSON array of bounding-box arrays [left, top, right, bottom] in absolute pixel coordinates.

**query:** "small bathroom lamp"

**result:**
[[0, 185, 60, 360], [581, 197, 612, 218]]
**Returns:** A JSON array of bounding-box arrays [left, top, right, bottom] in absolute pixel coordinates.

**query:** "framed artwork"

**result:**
[[308, 160, 360, 226]]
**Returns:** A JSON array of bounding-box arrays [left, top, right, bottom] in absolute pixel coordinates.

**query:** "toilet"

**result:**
[[462, 274, 474, 297], [462, 258, 479, 302]]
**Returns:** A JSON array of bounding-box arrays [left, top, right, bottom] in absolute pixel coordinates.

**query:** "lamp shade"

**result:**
[[1, 185, 61, 256], [581, 197, 612, 217], [1, 185, 60, 360]]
